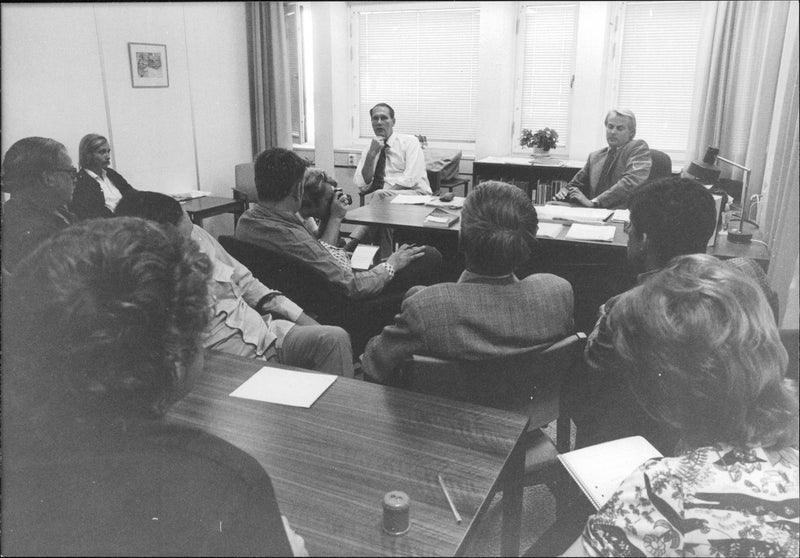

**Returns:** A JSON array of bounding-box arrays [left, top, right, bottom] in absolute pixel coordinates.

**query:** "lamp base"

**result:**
[[728, 227, 753, 244]]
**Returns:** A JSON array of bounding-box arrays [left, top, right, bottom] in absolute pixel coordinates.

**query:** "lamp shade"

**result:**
[[686, 147, 722, 184]]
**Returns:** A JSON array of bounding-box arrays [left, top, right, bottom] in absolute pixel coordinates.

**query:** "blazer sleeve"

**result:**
[[106, 168, 136, 195], [70, 172, 113, 220], [361, 288, 427, 382], [594, 140, 651, 209], [566, 157, 592, 198]]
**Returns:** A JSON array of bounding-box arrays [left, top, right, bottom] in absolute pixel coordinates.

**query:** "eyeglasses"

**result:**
[[50, 166, 79, 180]]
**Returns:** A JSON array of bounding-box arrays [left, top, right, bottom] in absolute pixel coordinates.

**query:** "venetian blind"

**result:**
[[518, 3, 578, 148], [356, 6, 480, 142], [616, 1, 703, 153]]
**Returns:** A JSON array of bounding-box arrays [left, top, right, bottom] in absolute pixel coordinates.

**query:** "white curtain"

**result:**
[[687, 0, 799, 324], [246, 2, 293, 155]]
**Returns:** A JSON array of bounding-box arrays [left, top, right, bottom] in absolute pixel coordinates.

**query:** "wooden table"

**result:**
[[343, 198, 770, 267], [182, 196, 248, 229], [166, 351, 530, 557]]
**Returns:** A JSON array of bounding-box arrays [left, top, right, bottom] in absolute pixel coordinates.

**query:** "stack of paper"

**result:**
[[536, 222, 564, 239], [566, 224, 616, 242], [172, 191, 211, 201], [537, 205, 613, 224], [390, 194, 430, 205], [558, 436, 662, 509], [610, 209, 630, 223]]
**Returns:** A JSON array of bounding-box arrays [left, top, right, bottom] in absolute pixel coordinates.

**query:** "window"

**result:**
[[612, 1, 703, 154], [285, 3, 309, 144], [515, 2, 578, 150], [352, 3, 480, 143]]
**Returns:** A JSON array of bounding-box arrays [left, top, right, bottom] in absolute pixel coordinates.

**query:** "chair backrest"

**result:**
[[402, 332, 587, 431], [218, 235, 347, 316], [648, 149, 673, 181], [217, 235, 405, 354]]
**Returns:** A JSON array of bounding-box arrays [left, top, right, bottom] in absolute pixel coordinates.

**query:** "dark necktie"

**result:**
[[364, 140, 388, 195], [595, 147, 618, 196]]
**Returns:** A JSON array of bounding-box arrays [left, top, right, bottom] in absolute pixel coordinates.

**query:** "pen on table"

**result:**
[[438, 474, 462, 524]]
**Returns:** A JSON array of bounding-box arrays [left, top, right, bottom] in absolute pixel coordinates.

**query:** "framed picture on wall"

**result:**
[[128, 43, 169, 88]]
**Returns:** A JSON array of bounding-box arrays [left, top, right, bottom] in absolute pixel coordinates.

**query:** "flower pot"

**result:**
[[531, 147, 551, 159]]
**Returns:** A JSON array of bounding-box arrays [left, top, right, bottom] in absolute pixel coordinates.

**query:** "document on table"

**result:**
[[566, 224, 616, 242], [610, 209, 630, 223], [172, 191, 212, 201], [537, 205, 613, 224], [350, 244, 379, 270], [536, 222, 564, 239], [425, 196, 465, 209], [230, 366, 337, 408], [391, 194, 431, 205]]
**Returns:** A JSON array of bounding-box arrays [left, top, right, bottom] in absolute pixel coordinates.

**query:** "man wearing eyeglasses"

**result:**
[[2, 137, 77, 273]]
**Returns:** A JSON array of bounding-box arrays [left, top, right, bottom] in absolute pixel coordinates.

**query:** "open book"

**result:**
[[558, 436, 662, 509]]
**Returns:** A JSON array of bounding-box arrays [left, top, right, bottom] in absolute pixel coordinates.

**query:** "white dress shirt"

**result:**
[[85, 168, 123, 212], [353, 132, 431, 194]]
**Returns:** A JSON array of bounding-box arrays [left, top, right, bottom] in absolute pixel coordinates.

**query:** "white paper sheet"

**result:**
[[350, 244, 380, 270], [536, 205, 613, 224], [173, 191, 212, 201], [565, 224, 616, 242], [230, 366, 337, 408], [390, 194, 431, 205], [536, 222, 564, 239]]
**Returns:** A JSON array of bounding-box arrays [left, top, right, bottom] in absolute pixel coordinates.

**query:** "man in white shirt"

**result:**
[[350, 103, 431, 252]]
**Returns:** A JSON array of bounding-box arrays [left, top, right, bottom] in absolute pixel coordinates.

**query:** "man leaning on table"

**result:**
[[350, 103, 431, 251], [554, 109, 651, 209]]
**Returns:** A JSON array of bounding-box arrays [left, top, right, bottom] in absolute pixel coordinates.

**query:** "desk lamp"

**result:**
[[687, 147, 753, 244]]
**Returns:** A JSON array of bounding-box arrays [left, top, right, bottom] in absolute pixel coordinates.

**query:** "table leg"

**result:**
[[501, 439, 525, 556]]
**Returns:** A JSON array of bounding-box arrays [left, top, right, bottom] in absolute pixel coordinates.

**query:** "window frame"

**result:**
[[511, 1, 579, 156]]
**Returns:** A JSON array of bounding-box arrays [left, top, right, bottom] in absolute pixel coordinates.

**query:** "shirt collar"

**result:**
[[84, 168, 106, 181], [459, 269, 519, 285]]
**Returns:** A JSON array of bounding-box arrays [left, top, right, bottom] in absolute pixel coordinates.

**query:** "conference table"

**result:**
[[342, 196, 770, 265], [166, 351, 530, 557]]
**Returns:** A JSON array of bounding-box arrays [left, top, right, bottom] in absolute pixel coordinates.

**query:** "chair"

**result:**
[[427, 169, 470, 197], [401, 332, 587, 514], [648, 149, 673, 180], [218, 235, 404, 354]]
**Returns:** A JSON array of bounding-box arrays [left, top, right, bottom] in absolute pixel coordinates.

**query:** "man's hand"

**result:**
[[368, 138, 384, 156], [554, 186, 572, 201], [568, 189, 595, 207], [385, 244, 425, 272], [329, 193, 350, 220]]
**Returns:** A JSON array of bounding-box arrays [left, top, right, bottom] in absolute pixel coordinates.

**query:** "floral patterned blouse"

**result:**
[[582, 444, 799, 557]]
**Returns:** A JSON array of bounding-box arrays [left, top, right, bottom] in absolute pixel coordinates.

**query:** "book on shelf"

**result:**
[[558, 436, 662, 510], [423, 207, 460, 228]]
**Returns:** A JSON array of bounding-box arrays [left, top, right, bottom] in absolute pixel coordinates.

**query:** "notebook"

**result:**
[[558, 436, 662, 509], [350, 244, 379, 270], [536, 222, 564, 239]]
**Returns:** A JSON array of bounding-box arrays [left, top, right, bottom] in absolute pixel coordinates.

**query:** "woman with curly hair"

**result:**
[[563, 254, 798, 557], [2, 218, 306, 556]]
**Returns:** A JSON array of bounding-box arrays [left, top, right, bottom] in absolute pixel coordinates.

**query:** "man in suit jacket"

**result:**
[[555, 109, 652, 209], [361, 181, 574, 383]]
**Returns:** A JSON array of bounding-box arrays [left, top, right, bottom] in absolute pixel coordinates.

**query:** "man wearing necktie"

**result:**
[[351, 103, 431, 253], [554, 109, 651, 209], [354, 103, 431, 196]]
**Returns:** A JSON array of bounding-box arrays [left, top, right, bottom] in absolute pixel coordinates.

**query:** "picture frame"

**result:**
[[128, 42, 169, 88]]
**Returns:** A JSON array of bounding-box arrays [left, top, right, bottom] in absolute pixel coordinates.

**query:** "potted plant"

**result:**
[[520, 127, 559, 157]]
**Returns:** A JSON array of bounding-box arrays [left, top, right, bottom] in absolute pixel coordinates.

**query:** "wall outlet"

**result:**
[[347, 153, 357, 166]]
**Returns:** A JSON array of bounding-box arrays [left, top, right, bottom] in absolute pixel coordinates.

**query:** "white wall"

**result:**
[[1, 2, 252, 237]]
